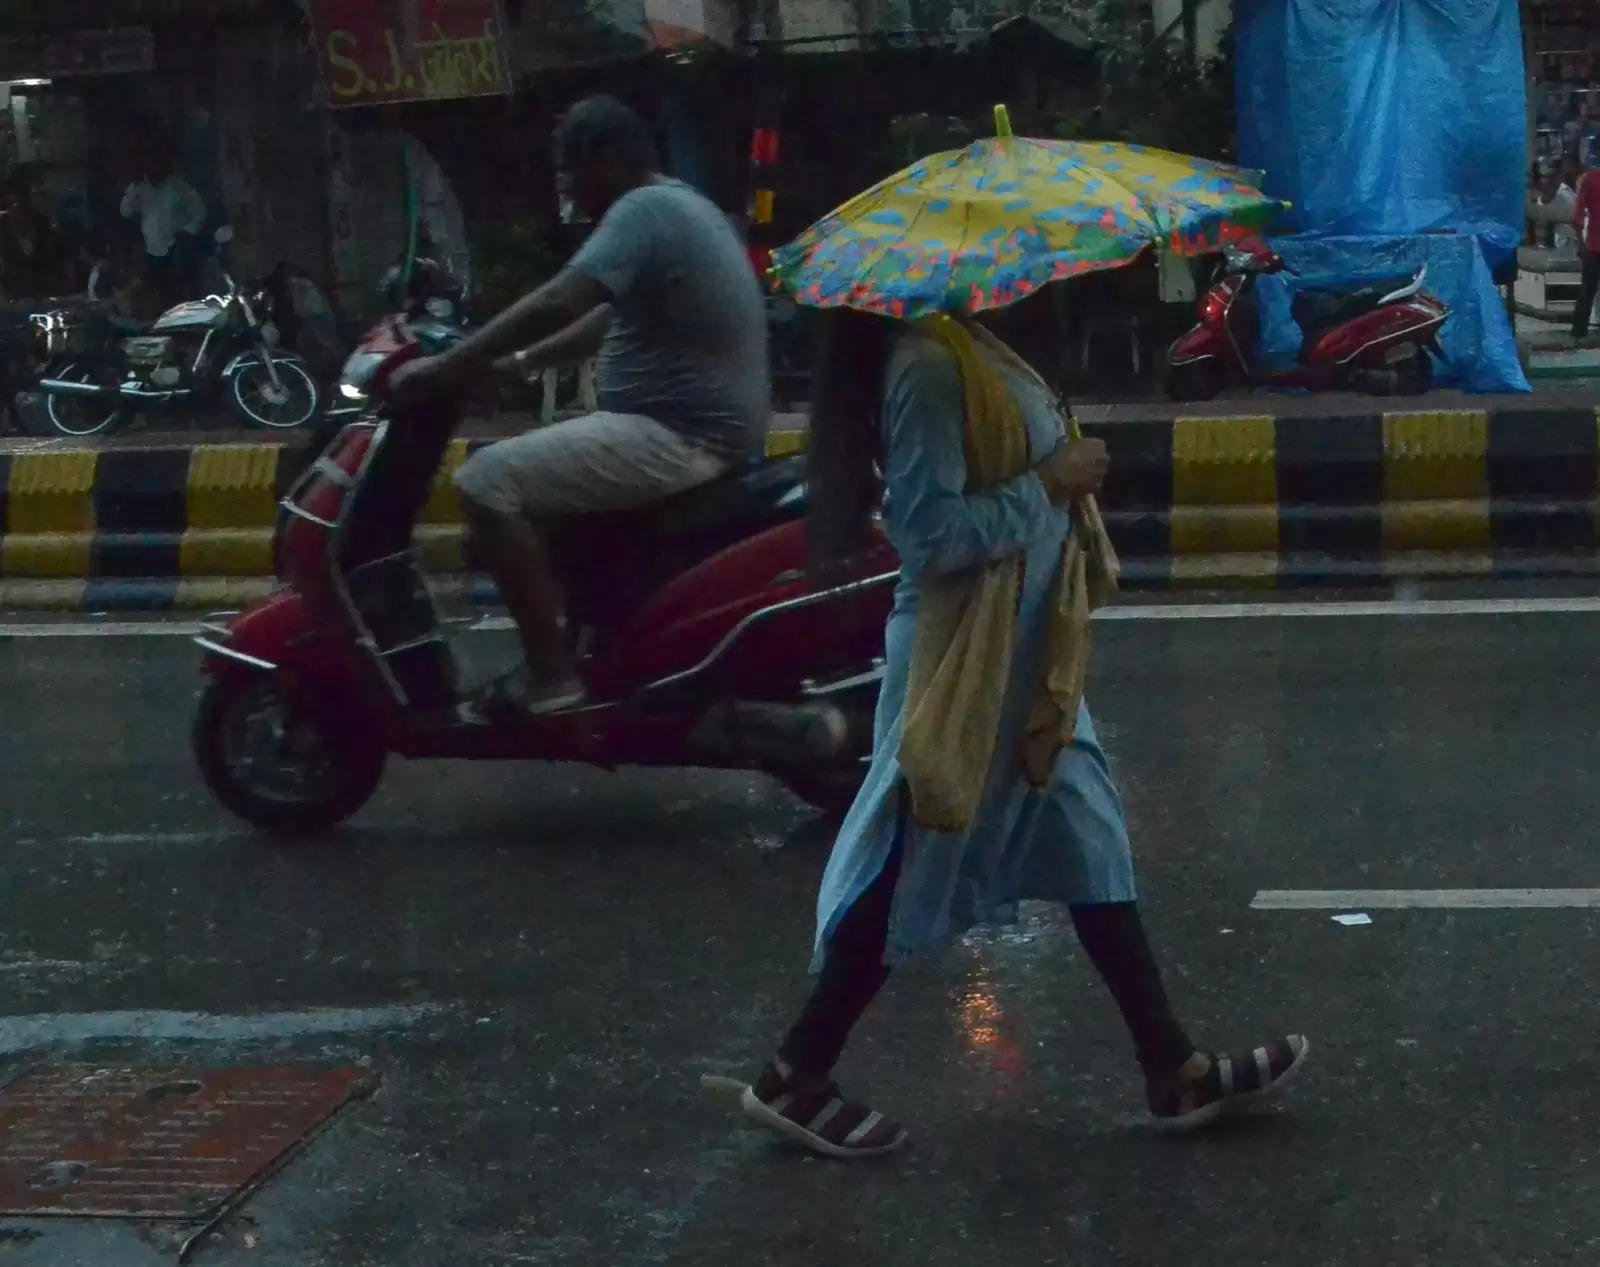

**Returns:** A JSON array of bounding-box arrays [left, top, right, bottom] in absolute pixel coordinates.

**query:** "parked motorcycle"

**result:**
[[39, 228, 320, 437], [1165, 241, 1449, 400], [190, 307, 895, 834], [0, 304, 60, 433]]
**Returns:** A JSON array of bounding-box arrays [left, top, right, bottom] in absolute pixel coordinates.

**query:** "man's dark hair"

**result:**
[[554, 95, 659, 174]]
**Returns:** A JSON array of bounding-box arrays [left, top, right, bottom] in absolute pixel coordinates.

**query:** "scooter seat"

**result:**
[[650, 455, 806, 541], [1291, 275, 1415, 335], [547, 455, 809, 649]]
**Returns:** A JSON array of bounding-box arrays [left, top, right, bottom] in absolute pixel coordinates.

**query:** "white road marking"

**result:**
[[0, 615, 517, 638], [0, 1004, 451, 1054], [1100, 597, 1600, 621], [66, 831, 235, 847], [1253, 889, 1600, 910], [2, 597, 1600, 639]]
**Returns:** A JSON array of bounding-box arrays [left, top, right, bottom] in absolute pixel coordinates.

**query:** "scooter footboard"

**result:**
[[341, 553, 460, 711]]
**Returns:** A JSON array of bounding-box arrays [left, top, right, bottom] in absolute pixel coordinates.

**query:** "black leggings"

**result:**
[[780, 836, 1194, 1081]]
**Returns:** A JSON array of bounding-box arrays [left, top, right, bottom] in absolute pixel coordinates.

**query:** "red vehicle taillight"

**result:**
[[1200, 288, 1229, 328]]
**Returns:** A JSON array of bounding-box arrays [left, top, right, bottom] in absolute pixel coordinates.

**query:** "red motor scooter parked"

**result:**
[[1165, 241, 1449, 401], [191, 311, 897, 834]]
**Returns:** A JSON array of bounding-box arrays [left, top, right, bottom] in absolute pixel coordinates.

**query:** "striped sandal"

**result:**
[[742, 1061, 909, 1159], [1147, 1034, 1311, 1133]]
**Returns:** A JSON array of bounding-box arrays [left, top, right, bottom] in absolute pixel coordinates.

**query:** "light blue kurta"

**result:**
[[811, 333, 1137, 971]]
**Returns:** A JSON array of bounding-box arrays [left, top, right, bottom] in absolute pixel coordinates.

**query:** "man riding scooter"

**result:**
[[390, 94, 769, 715]]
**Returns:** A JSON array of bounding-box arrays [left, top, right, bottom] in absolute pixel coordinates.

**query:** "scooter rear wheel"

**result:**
[[1163, 360, 1225, 402], [781, 768, 866, 821], [1394, 348, 1434, 396], [193, 676, 385, 835]]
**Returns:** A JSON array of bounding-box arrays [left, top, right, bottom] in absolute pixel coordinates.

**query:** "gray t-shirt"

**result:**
[[569, 180, 769, 462]]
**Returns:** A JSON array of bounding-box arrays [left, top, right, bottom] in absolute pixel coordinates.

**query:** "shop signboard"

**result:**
[[0, 27, 155, 80], [309, 0, 512, 107]]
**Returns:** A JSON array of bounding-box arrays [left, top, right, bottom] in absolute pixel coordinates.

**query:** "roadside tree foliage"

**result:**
[[1054, 0, 1237, 161]]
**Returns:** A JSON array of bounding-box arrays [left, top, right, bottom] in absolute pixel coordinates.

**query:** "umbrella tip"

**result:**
[[993, 104, 1012, 140]]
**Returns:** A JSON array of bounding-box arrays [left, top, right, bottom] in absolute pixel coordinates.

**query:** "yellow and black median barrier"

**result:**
[[0, 406, 1596, 611]]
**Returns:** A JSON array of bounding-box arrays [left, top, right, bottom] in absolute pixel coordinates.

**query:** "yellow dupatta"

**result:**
[[897, 316, 1120, 832]]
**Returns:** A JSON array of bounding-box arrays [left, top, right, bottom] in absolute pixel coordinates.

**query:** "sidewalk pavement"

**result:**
[[3, 381, 1596, 455]]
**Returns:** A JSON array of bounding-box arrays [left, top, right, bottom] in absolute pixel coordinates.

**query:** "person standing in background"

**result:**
[[1571, 158, 1600, 339], [1528, 161, 1578, 252], [120, 148, 205, 311]]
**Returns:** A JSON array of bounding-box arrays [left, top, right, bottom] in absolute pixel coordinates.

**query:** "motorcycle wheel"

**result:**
[[1163, 360, 1224, 402], [3, 381, 26, 435], [230, 357, 319, 430], [44, 361, 123, 437], [193, 675, 385, 835]]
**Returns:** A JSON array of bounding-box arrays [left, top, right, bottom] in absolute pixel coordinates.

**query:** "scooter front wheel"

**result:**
[[193, 675, 385, 835]]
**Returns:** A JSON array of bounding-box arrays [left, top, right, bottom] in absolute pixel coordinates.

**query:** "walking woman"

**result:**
[[741, 306, 1309, 1157]]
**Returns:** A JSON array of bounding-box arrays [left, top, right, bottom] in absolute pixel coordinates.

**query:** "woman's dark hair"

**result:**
[[553, 95, 660, 175], [806, 307, 894, 573]]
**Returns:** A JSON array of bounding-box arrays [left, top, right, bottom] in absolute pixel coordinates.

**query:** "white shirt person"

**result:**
[[120, 171, 205, 260]]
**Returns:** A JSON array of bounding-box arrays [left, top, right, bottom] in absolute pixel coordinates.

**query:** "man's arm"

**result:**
[[495, 303, 612, 378], [434, 267, 611, 381], [435, 188, 663, 381]]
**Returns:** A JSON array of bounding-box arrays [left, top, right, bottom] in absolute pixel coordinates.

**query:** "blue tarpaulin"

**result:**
[[1235, 0, 1527, 266], [1255, 234, 1531, 394]]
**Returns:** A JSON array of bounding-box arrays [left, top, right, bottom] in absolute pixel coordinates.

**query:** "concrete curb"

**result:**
[[0, 405, 1594, 609]]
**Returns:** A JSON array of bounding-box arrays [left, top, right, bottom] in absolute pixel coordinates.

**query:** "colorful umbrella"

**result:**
[[773, 105, 1287, 319]]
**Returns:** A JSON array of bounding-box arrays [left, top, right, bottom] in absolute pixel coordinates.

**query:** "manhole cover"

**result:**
[[0, 1065, 371, 1219]]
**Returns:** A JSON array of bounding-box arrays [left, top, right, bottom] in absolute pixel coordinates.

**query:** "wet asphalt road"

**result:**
[[0, 611, 1595, 1266]]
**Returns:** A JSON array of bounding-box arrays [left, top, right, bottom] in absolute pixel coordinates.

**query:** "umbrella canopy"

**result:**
[[773, 105, 1286, 319]]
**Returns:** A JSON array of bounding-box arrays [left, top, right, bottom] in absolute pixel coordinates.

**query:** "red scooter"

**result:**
[[191, 311, 896, 834], [1165, 241, 1449, 401]]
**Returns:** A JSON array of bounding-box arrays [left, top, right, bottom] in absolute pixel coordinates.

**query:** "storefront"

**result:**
[[0, 0, 321, 292], [1526, 0, 1600, 173], [0, 27, 158, 255]]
